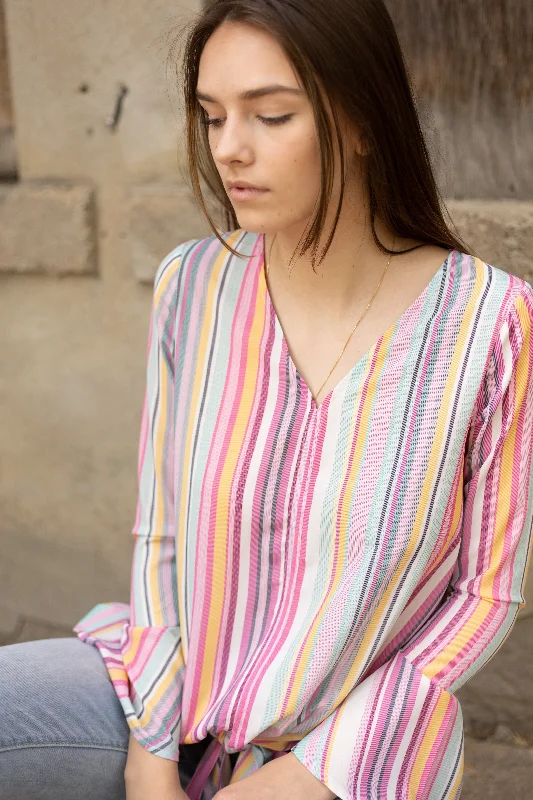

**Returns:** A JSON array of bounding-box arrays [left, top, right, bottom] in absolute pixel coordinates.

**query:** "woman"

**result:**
[[2, 1, 533, 799]]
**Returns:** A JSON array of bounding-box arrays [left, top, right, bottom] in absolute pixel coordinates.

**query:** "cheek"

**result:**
[[270, 125, 321, 193]]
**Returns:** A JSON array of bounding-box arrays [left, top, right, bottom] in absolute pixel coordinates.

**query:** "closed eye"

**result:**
[[200, 114, 294, 129]]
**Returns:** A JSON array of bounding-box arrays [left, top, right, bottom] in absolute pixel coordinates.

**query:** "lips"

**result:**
[[228, 185, 270, 201], [228, 183, 267, 191]]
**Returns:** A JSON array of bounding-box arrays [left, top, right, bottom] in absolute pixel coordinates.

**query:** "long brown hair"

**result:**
[[171, 0, 470, 266]]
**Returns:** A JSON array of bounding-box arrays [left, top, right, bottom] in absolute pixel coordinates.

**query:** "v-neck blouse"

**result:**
[[75, 228, 533, 800], [263, 235, 451, 412]]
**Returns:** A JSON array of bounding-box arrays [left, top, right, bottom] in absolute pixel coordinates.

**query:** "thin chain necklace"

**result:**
[[265, 233, 396, 404]]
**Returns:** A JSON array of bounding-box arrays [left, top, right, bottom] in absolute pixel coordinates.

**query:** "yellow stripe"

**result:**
[[191, 231, 266, 727], [280, 337, 381, 715], [122, 628, 185, 726], [478, 292, 531, 598], [331, 258, 486, 699], [126, 653, 185, 727], [108, 667, 128, 681], [425, 287, 532, 677], [408, 691, 452, 798], [229, 749, 256, 782], [421, 600, 492, 680], [176, 231, 242, 662], [150, 255, 182, 625], [509, 293, 533, 607], [153, 250, 180, 305], [403, 417, 464, 620]]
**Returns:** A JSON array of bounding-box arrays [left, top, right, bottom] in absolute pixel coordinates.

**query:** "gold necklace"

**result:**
[[265, 234, 395, 404]]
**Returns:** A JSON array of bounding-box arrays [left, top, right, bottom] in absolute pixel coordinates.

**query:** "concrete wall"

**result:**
[[0, 0, 213, 635]]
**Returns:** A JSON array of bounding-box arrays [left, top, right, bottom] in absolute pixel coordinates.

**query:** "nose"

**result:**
[[212, 114, 254, 166]]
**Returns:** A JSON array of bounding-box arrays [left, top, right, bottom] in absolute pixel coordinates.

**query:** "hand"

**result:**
[[127, 786, 188, 800], [213, 752, 337, 800], [125, 732, 186, 800]]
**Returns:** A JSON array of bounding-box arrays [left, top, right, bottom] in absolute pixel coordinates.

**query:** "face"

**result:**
[[196, 21, 359, 237]]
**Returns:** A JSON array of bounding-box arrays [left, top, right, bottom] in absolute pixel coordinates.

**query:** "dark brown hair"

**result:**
[[172, 0, 470, 266]]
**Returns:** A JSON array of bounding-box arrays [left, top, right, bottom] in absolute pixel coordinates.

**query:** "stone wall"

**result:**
[[0, 0, 213, 634]]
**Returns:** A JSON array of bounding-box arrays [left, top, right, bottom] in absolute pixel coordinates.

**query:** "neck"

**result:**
[[264, 209, 396, 316]]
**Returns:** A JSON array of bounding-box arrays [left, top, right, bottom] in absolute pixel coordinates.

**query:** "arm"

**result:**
[[289, 283, 533, 800], [75, 246, 187, 782], [122, 251, 185, 760]]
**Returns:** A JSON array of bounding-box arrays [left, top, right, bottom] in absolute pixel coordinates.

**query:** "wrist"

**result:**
[[124, 731, 181, 788]]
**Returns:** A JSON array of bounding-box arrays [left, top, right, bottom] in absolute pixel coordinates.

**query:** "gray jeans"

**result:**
[[0, 637, 212, 800]]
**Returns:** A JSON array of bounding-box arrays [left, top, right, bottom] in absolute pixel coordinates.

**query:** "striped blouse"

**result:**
[[75, 229, 533, 800]]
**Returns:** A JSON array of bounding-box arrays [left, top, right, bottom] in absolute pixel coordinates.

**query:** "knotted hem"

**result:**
[[185, 734, 292, 800]]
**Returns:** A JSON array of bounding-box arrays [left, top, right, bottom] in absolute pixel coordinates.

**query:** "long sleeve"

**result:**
[[290, 282, 533, 800], [74, 245, 186, 760]]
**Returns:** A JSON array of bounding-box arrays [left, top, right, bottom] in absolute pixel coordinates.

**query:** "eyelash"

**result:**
[[199, 114, 293, 129]]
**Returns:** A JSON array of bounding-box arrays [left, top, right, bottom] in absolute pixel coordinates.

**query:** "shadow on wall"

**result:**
[[0, 0, 17, 178], [386, 0, 533, 199]]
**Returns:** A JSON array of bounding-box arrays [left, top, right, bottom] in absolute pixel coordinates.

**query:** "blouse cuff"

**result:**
[[74, 601, 185, 760]]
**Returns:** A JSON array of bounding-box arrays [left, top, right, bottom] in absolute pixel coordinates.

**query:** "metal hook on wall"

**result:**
[[105, 84, 129, 132]]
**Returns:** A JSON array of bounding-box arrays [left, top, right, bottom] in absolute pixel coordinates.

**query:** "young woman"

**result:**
[[2, 2, 533, 799]]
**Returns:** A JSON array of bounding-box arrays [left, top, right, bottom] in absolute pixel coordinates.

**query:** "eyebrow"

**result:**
[[195, 84, 304, 103]]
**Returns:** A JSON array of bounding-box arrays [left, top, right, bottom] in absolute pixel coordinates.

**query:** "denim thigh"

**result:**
[[0, 637, 203, 800]]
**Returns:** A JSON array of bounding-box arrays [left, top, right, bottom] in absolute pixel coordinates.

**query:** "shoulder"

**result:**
[[480, 257, 533, 338], [150, 228, 261, 334], [443, 253, 533, 427], [458, 254, 533, 407], [451, 250, 533, 332], [153, 228, 259, 297]]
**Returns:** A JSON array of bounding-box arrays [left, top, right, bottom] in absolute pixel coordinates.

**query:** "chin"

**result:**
[[232, 215, 272, 235]]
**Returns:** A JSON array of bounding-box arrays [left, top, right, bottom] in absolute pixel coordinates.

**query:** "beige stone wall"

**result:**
[[0, 0, 213, 635], [4, 0, 193, 183]]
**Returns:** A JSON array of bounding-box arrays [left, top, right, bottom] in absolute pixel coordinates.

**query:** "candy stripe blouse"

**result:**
[[75, 229, 533, 800]]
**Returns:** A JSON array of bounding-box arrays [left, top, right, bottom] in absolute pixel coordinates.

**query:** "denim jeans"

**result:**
[[0, 637, 212, 800]]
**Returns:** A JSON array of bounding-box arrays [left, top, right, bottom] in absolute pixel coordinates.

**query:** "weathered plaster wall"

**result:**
[[0, 0, 212, 633]]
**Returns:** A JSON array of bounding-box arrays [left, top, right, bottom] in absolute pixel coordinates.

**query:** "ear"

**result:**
[[355, 130, 371, 157], [336, 105, 370, 159], [346, 121, 370, 158]]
